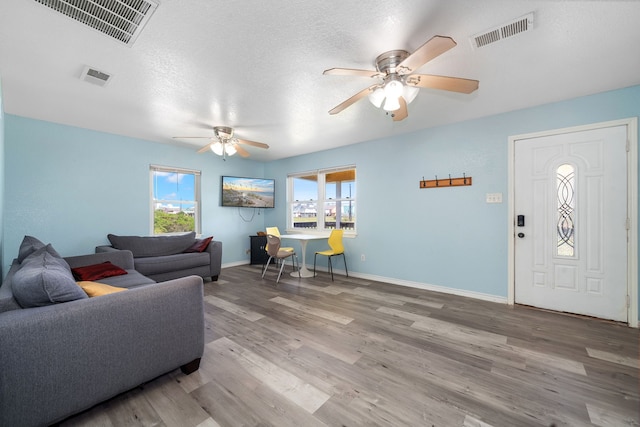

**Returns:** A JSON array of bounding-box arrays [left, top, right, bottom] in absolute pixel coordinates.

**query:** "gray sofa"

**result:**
[[0, 237, 205, 427], [96, 232, 222, 282]]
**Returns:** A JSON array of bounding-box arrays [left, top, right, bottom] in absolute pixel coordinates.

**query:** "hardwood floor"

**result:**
[[62, 265, 640, 427]]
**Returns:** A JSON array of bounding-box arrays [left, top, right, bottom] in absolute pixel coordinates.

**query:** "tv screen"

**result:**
[[221, 176, 275, 208]]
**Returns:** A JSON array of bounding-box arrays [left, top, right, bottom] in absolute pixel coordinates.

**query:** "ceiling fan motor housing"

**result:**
[[375, 50, 410, 75], [213, 126, 234, 140]]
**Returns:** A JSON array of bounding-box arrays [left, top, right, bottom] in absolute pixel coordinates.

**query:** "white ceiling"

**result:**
[[1, 1, 639, 161]]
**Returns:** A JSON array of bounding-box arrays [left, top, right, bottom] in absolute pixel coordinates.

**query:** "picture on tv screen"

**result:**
[[221, 176, 275, 208]]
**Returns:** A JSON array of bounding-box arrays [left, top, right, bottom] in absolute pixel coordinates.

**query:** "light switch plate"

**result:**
[[486, 193, 503, 203]]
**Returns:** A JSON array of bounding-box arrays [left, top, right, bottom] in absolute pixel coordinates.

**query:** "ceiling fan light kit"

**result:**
[[325, 36, 479, 121]]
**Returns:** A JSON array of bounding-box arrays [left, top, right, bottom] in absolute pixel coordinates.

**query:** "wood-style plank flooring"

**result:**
[[62, 264, 640, 426]]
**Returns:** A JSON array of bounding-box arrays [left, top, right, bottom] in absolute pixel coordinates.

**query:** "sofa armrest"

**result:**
[[206, 240, 222, 278], [0, 275, 204, 427], [66, 249, 135, 270], [95, 245, 119, 253]]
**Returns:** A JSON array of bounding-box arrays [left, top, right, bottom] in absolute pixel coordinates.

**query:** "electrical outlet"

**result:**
[[361, 254, 365, 261]]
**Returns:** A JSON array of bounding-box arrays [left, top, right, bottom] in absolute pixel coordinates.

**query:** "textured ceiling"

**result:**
[[1, 1, 639, 161]]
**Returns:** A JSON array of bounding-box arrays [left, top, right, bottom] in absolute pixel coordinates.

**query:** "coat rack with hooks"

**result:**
[[419, 174, 472, 189]]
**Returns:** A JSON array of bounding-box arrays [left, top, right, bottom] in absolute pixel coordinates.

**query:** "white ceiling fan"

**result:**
[[174, 126, 269, 160], [324, 35, 479, 121]]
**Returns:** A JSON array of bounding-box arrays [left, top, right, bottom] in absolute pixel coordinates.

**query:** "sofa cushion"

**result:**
[[94, 270, 156, 288], [12, 247, 88, 307], [183, 236, 213, 253], [71, 261, 128, 281], [77, 281, 127, 297], [17, 236, 62, 263], [134, 252, 210, 276], [108, 232, 197, 257]]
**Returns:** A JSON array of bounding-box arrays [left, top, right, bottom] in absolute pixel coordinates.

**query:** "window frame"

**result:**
[[149, 164, 202, 235], [287, 165, 356, 236]]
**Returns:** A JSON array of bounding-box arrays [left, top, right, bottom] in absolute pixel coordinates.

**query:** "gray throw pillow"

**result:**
[[17, 236, 63, 263], [107, 232, 196, 257], [12, 246, 87, 308]]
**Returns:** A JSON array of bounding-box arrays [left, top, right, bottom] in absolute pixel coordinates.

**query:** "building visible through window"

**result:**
[[150, 165, 201, 235], [288, 166, 356, 233]]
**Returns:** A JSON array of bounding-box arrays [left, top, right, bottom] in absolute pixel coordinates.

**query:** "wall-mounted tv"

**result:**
[[221, 176, 275, 208]]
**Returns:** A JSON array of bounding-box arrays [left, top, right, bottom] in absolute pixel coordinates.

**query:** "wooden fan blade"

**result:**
[[237, 138, 269, 149], [197, 143, 213, 154], [392, 97, 408, 121], [235, 145, 250, 157], [407, 74, 479, 94], [328, 85, 377, 115], [396, 36, 457, 75], [323, 68, 383, 78]]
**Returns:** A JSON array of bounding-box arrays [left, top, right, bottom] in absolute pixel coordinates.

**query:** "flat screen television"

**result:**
[[221, 176, 275, 208]]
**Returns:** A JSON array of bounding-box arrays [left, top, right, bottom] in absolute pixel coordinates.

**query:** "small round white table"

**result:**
[[280, 233, 329, 277]]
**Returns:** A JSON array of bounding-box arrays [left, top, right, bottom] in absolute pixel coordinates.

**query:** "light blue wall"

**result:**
[[265, 84, 640, 301], [3, 85, 639, 306], [3, 116, 266, 272]]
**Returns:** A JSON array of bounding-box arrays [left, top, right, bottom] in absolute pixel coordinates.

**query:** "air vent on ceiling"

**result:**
[[81, 66, 112, 87], [34, 0, 158, 45], [471, 12, 534, 49]]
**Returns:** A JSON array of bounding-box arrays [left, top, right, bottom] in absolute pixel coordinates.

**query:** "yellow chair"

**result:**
[[313, 229, 348, 281], [261, 234, 300, 283], [265, 226, 294, 253]]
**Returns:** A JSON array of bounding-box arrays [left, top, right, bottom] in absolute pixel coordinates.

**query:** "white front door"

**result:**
[[514, 125, 628, 322]]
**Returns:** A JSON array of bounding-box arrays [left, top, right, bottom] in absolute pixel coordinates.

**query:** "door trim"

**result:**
[[508, 118, 638, 328]]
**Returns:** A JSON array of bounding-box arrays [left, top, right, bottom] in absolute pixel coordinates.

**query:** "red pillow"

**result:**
[[183, 236, 213, 253], [71, 261, 128, 281]]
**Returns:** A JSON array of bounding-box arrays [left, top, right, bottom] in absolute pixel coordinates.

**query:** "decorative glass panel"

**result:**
[[556, 164, 575, 257]]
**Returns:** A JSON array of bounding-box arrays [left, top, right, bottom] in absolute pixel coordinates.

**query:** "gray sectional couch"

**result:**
[[96, 232, 222, 282], [0, 236, 205, 427]]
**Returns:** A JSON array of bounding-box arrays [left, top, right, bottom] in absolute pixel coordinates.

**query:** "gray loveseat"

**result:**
[[96, 232, 222, 282], [0, 236, 205, 427]]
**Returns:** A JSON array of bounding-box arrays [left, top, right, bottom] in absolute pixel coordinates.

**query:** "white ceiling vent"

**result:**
[[34, 0, 158, 45], [471, 12, 535, 49], [81, 66, 112, 87]]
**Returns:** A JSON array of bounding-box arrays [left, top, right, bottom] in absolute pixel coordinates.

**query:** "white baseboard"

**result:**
[[225, 262, 508, 305]]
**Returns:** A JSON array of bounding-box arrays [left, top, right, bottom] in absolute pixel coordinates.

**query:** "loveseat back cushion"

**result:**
[[107, 232, 197, 257], [12, 247, 87, 307]]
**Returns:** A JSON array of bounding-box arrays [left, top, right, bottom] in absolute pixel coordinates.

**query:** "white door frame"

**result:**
[[508, 118, 638, 328]]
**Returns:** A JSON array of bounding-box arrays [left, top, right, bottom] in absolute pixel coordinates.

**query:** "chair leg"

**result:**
[[313, 253, 318, 278], [291, 254, 300, 278], [261, 256, 273, 278], [342, 253, 348, 277], [276, 258, 287, 283], [328, 256, 334, 281]]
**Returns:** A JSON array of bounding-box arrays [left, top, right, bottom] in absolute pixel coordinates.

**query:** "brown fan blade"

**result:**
[[396, 36, 457, 75], [197, 143, 213, 154], [406, 74, 479, 94], [392, 97, 408, 122], [235, 145, 250, 157], [323, 68, 383, 78], [237, 138, 269, 149], [328, 85, 378, 115]]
